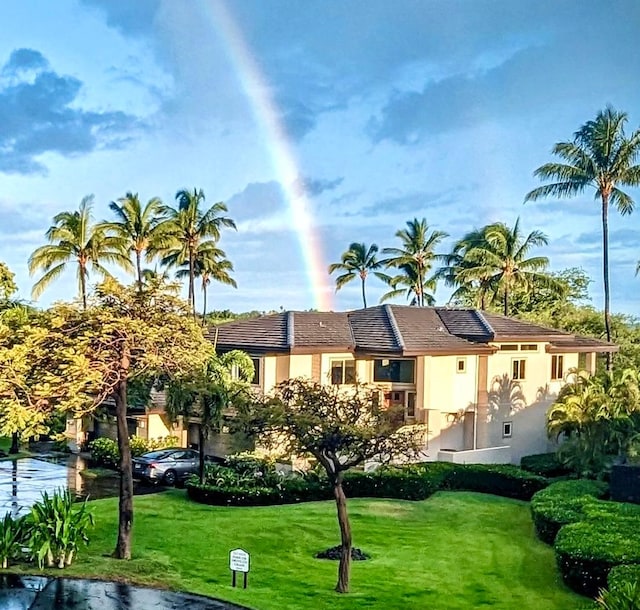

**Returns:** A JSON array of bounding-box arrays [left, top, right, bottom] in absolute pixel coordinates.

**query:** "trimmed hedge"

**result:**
[[520, 452, 572, 478], [530, 480, 609, 544], [607, 564, 640, 592], [187, 462, 548, 506], [555, 518, 640, 597]]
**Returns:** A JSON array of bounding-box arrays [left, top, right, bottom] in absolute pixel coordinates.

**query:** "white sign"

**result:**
[[229, 548, 250, 573]]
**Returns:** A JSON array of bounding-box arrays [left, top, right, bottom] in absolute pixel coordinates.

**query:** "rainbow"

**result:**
[[202, 0, 334, 311]]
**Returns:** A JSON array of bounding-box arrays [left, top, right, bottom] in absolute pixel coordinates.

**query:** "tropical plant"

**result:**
[[597, 581, 640, 610], [547, 368, 640, 477], [28, 195, 132, 309], [0, 261, 17, 302], [450, 219, 556, 316], [25, 489, 94, 569], [0, 512, 25, 569], [381, 218, 447, 306], [328, 242, 388, 308], [165, 350, 254, 483], [153, 188, 236, 314], [525, 107, 640, 368], [175, 241, 236, 320], [102, 192, 163, 292]]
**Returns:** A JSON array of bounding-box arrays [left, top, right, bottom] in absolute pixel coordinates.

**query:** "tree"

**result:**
[[0, 262, 17, 302], [154, 188, 236, 314], [28, 196, 132, 309], [239, 379, 424, 593], [102, 193, 164, 293], [166, 350, 254, 483], [547, 369, 640, 477], [525, 107, 640, 368], [382, 218, 447, 306], [36, 279, 213, 558], [175, 241, 236, 320], [453, 219, 556, 316], [328, 242, 387, 308]]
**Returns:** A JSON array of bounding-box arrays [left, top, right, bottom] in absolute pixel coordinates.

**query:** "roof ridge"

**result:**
[[286, 311, 295, 348], [474, 310, 495, 338], [384, 304, 405, 350]]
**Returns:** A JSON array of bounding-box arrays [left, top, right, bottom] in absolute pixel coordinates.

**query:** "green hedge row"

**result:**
[[555, 518, 640, 598], [530, 480, 609, 544], [520, 452, 573, 478], [187, 462, 549, 507]]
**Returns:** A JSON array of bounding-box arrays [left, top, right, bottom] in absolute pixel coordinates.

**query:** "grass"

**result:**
[[0, 436, 30, 460], [10, 490, 585, 610], [79, 467, 119, 479]]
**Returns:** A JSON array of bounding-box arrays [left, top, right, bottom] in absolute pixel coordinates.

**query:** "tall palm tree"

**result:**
[[102, 192, 163, 293], [328, 242, 387, 308], [525, 107, 640, 367], [459, 219, 555, 316], [175, 242, 237, 320], [438, 228, 494, 309], [153, 188, 236, 313], [28, 196, 131, 309], [381, 218, 448, 306]]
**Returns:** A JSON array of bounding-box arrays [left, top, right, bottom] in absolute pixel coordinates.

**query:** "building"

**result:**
[[205, 305, 616, 465]]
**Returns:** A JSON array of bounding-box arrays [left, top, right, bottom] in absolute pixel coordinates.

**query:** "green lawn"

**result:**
[[12, 490, 586, 610]]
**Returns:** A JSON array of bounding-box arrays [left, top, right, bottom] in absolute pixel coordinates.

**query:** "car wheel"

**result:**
[[163, 469, 177, 486]]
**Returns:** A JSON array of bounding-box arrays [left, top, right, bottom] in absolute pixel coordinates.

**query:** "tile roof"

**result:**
[[211, 306, 617, 355]]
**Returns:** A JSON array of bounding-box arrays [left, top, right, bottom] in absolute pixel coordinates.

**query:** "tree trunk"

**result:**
[[136, 250, 143, 294], [188, 245, 196, 318], [80, 264, 87, 311], [503, 286, 509, 317], [198, 425, 206, 484], [361, 276, 367, 309], [9, 432, 19, 454], [114, 379, 134, 560], [333, 475, 352, 593], [601, 195, 613, 371], [202, 282, 208, 325]]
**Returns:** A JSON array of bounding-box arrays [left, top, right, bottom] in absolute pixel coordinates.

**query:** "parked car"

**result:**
[[132, 448, 200, 485]]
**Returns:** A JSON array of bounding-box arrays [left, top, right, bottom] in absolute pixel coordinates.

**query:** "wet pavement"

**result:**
[[0, 456, 163, 518], [0, 575, 250, 610]]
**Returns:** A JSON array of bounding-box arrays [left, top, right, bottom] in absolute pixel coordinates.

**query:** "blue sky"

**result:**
[[1, 0, 639, 315]]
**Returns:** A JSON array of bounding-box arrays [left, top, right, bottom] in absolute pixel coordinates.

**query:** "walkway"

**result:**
[[0, 575, 250, 610]]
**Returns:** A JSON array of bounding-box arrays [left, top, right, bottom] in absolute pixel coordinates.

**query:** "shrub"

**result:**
[[602, 564, 640, 609], [0, 513, 25, 569], [521, 452, 572, 478], [88, 437, 119, 468], [443, 464, 548, 500], [530, 480, 609, 544], [555, 518, 640, 597], [25, 489, 94, 569]]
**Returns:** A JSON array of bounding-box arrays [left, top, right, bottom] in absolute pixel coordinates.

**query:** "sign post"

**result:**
[[229, 548, 250, 589]]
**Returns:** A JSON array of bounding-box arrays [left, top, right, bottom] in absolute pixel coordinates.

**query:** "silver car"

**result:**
[[132, 448, 200, 485]]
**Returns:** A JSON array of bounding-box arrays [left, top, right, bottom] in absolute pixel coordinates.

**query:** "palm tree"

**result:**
[[438, 228, 494, 309], [458, 219, 555, 317], [525, 107, 640, 367], [102, 193, 163, 293], [328, 242, 387, 308], [28, 196, 131, 309], [381, 218, 448, 306], [176, 242, 237, 320], [153, 188, 236, 313]]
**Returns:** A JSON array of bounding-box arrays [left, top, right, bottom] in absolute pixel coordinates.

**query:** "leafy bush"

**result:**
[[531, 480, 609, 544], [187, 461, 548, 506], [25, 489, 94, 569], [0, 513, 25, 569], [521, 453, 572, 478], [89, 435, 180, 467], [599, 565, 640, 609], [555, 518, 640, 597], [443, 464, 548, 500]]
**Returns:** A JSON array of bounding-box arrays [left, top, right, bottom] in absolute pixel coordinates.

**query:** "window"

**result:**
[[251, 358, 261, 385], [578, 353, 587, 370], [551, 355, 564, 380], [520, 344, 538, 352], [500, 344, 519, 351], [502, 421, 513, 438], [330, 359, 356, 385], [373, 359, 415, 383], [456, 357, 467, 373], [406, 392, 416, 418], [512, 359, 526, 380]]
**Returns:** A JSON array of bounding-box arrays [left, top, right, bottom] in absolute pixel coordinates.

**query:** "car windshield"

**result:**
[[140, 450, 174, 460]]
